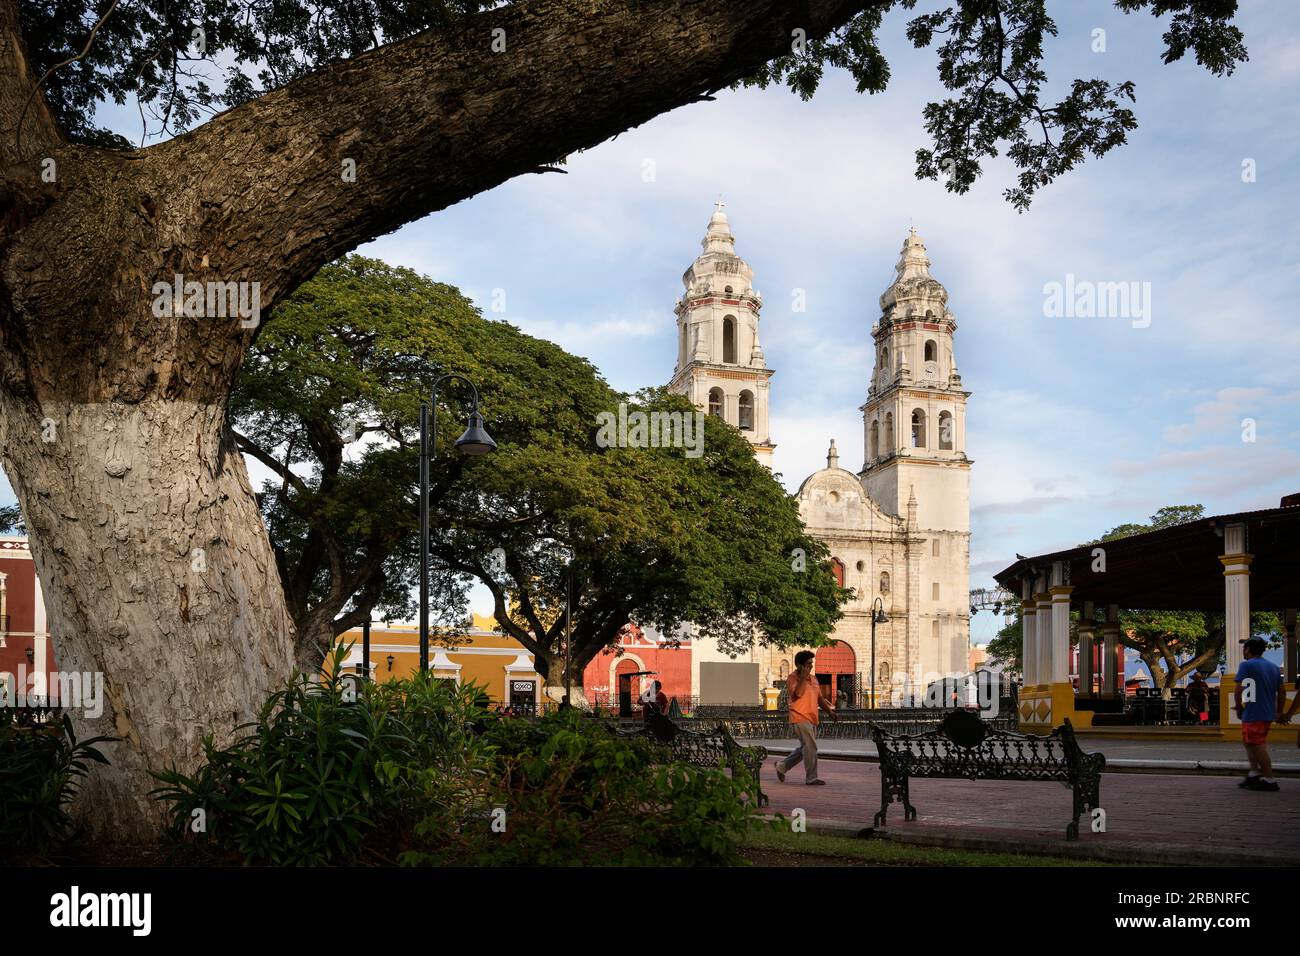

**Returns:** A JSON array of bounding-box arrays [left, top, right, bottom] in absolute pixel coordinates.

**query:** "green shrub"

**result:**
[[0, 710, 110, 862], [154, 655, 759, 866], [151, 653, 488, 865], [402, 709, 758, 866]]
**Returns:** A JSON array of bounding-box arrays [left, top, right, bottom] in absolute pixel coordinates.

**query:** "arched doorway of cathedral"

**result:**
[[815, 640, 857, 707]]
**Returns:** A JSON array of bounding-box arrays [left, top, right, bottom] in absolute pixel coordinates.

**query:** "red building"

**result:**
[[0, 536, 55, 704], [582, 622, 693, 711]]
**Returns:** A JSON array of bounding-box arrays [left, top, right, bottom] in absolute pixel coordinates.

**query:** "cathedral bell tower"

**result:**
[[860, 228, 971, 531], [861, 228, 972, 678], [668, 202, 775, 461]]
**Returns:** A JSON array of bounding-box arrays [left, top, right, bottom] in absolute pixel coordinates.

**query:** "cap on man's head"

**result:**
[[1241, 637, 1267, 655]]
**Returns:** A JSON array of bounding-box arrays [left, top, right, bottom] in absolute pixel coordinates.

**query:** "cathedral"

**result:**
[[669, 204, 972, 704]]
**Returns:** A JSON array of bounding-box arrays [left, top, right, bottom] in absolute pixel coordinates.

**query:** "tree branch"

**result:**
[[164, 0, 871, 302], [0, 0, 62, 162]]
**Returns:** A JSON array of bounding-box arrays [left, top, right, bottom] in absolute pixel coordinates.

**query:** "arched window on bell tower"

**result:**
[[869, 419, 880, 460], [938, 410, 954, 450], [924, 339, 937, 363], [723, 316, 737, 364], [884, 412, 894, 453], [738, 390, 755, 431], [911, 408, 927, 448], [708, 388, 724, 419]]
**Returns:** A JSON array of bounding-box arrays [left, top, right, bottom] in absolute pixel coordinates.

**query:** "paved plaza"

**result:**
[[760, 755, 1300, 864]]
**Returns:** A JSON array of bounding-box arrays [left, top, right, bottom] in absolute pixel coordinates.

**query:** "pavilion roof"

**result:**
[[992, 501, 1300, 612]]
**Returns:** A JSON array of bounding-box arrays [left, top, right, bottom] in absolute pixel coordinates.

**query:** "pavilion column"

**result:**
[[1220, 523, 1252, 676], [1101, 604, 1120, 697], [1078, 601, 1095, 696], [1034, 584, 1053, 689], [1049, 585, 1073, 686], [1218, 523, 1252, 733], [1285, 608, 1297, 686], [1021, 579, 1037, 688]]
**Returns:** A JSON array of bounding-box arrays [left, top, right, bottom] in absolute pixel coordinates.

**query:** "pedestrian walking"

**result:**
[[773, 650, 837, 786], [1234, 637, 1285, 791]]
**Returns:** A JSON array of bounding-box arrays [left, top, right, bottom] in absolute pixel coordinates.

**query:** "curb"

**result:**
[[798, 819, 1298, 867]]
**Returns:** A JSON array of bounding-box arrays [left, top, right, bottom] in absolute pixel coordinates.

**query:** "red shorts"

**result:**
[[1242, 721, 1271, 745]]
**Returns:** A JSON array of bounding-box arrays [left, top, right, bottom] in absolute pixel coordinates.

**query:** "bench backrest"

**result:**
[[873, 712, 1098, 781]]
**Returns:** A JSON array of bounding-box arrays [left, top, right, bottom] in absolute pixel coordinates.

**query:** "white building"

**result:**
[[670, 209, 972, 704]]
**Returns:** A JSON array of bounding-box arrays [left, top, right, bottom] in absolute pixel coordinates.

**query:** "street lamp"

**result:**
[[870, 597, 888, 710], [420, 373, 496, 674]]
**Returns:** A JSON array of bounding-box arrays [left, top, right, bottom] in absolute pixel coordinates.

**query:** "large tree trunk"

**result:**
[[539, 657, 590, 708], [0, 397, 295, 838]]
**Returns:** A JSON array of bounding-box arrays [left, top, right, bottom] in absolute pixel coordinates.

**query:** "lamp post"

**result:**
[[420, 374, 496, 674], [870, 597, 888, 710]]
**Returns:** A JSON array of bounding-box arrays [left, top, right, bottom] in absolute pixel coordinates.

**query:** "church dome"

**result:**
[[796, 440, 896, 530]]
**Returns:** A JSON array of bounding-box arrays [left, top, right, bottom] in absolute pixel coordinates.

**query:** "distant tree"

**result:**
[[0, 503, 22, 535], [232, 256, 616, 669], [985, 612, 1022, 671], [235, 258, 850, 693], [432, 387, 852, 700], [1094, 505, 1280, 698]]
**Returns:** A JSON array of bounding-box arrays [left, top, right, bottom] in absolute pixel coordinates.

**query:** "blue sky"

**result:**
[[5, 2, 1298, 645]]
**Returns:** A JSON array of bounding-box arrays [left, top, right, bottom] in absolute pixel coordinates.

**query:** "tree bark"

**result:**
[[0, 398, 294, 838]]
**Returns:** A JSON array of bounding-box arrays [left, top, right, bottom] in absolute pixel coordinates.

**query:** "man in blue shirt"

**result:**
[[1233, 637, 1286, 791]]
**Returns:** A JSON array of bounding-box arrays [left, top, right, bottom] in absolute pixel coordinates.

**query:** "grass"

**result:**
[[744, 826, 1114, 867]]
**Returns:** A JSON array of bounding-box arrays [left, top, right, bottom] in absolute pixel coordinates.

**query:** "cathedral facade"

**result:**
[[669, 206, 972, 703]]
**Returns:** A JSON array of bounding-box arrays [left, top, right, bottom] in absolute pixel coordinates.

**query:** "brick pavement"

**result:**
[[761, 757, 1300, 862]]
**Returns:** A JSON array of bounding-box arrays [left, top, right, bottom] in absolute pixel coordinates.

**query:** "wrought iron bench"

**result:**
[[617, 716, 769, 807], [871, 711, 1104, 840]]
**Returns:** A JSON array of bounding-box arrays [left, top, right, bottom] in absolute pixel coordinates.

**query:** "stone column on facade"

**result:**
[[1077, 600, 1095, 697], [1102, 604, 1121, 697], [905, 493, 921, 698]]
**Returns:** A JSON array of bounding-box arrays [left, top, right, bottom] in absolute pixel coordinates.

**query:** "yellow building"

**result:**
[[332, 613, 544, 711]]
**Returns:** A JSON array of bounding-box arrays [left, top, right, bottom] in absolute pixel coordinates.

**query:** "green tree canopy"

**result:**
[[233, 256, 849, 683]]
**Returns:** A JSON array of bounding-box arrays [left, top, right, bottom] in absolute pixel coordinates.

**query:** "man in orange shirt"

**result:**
[[774, 650, 837, 786]]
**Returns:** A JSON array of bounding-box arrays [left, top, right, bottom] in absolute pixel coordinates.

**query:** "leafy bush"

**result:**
[[154, 654, 759, 866], [151, 654, 488, 866], [0, 710, 110, 861], [402, 709, 758, 866]]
